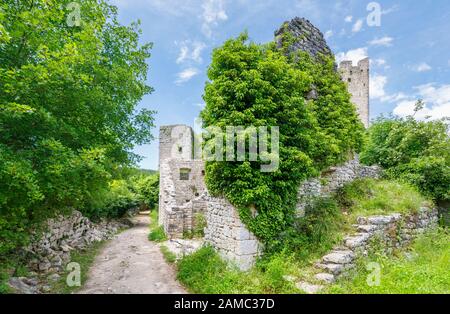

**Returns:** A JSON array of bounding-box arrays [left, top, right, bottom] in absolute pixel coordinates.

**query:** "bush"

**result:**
[[274, 197, 345, 260], [361, 114, 450, 201], [201, 32, 364, 248], [131, 174, 159, 209]]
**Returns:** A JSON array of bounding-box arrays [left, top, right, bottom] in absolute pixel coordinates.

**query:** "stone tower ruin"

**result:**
[[338, 58, 370, 128], [276, 17, 370, 128]]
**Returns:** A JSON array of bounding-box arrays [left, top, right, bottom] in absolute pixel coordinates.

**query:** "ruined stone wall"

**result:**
[[339, 58, 370, 128], [158, 125, 208, 238], [296, 156, 382, 215], [275, 17, 332, 58], [203, 195, 263, 271], [26, 210, 129, 273]]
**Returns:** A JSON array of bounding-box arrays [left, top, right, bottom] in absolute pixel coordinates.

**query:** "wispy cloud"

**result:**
[[201, 0, 228, 37], [393, 83, 450, 120], [176, 41, 206, 64], [175, 67, 199, 85], [369, 36, 394, 47], [370, 74, 388, 100], [352, 19, 363, 33], [324, 30, 333, 40], [336, 47, 368, 65], [344, 15, 353, 23], [411, 63, 432, 72]]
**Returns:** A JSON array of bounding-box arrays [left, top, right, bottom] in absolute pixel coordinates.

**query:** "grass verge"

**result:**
[[148, 210, 167, 242], [49, 240, 107, 294], [177, 246, 301, 294], [160, 245, 177, 264]]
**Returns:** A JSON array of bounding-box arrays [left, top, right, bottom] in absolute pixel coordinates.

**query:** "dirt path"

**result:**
[[78, 213, 186, 294]]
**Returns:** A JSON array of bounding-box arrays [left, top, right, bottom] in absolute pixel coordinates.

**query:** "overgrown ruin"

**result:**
[[158, 18, 372, 270]]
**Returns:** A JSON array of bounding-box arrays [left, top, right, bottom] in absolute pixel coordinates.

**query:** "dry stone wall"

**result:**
[[26, 210, 129, 273], [296, 156, 382, 216], [295, 206, 439, 293]]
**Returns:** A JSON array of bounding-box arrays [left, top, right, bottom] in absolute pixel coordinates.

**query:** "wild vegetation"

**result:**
[[326, 228, 449, 294], [361, 111, 450, 202], [0, 0, 157, 291], [201, 33, 364, 251], [176, 177, 440, 294]]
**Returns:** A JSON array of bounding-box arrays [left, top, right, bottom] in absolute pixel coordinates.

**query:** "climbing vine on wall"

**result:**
[[201, 33, 364, 251]]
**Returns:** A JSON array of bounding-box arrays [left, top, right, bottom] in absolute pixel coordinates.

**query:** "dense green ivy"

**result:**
[[201, 33, 364, 250]]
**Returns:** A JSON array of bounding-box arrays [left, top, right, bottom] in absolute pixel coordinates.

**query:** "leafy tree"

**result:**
[[201, 33, 364, 249], [0, 0, 155, 254], [361, 111, 450, 201]]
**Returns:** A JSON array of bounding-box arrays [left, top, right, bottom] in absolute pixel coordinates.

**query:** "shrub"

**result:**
[[0, 0, 154, 256], [336, 179, 428, 219], [274, 197, 345, 260], [361, 114, 450, 201]]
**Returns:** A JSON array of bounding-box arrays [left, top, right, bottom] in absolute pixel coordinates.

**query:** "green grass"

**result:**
[[49, 241, 107, 294], [336, 179, 430, 221], [177, 246, 301, 294], [325, 228, 450, 294], [148, 210, 167, 242], [160, 245, 177, 264]]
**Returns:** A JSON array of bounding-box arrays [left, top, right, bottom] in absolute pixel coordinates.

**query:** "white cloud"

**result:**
[[411, 63, 432, 72], [352, 19, 363, 33], [201, 0, 228, 37], [370, 74, 388, 100], [368, 36, 394, 47], [336, 47, 368, 65], [372, 59, 386, 66], [175, 67, 199, 84], [393, 83, 450, 120], [176, 41, 206, 64], [324, 30, 333, 40], [344, 15, 353, 23]]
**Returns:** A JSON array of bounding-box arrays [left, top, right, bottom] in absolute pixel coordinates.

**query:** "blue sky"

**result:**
[[110, 0, 450, 170]]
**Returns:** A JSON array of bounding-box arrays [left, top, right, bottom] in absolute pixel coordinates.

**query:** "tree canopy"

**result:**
[[0, 0, 155, 254]]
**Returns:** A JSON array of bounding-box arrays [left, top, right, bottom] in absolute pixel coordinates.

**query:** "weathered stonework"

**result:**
[[158, 124, 261, 270], [274, 17, 370, 128], [339, 58, 370, 128], [25, 210, 130, 274], [296, 156, 382, 216], [275, 17, 332, 59], [295, 207, 439, 293]]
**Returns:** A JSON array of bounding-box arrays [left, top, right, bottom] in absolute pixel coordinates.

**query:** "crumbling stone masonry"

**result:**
[[158, 125, 262, 270], [275, 17, 370, 128]]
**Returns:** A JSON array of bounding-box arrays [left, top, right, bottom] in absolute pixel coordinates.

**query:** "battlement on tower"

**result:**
[[338, 58, 370, 128]]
